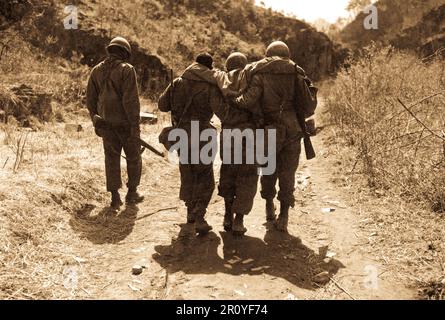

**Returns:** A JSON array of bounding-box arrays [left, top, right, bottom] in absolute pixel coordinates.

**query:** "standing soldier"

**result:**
[[86, 37, 144, 210], [158, 53, 224, 235], [217, 53, 262, 236], [235, 41, 316, 232]]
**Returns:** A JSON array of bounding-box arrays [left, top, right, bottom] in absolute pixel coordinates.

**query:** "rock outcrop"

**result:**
[[0, 84, 53, 125], [392, 4, 445, 58], [340, 0, 445, 59]]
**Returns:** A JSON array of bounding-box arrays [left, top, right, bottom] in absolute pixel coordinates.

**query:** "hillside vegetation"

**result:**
[[341, 0, 445, 57], [325, 45, 444, 213]]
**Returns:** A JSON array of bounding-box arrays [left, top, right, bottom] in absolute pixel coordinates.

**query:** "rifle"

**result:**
[[170, 69, 175, 126], [294, 71, 317, 161], [296, 113, 316, 160], [93, 115, 165, 158], [136, 136, 165, 157]]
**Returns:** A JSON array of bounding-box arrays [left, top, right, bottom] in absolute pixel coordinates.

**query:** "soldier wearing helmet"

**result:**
[[86, 36, 144, 210], [234, 41, 314, 232], [218, 52, 262, 236]]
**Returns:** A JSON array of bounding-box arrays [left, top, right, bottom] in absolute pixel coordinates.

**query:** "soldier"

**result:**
[[158, 53, 224, 235], [234, 41, 314, 232], [217, 53, 262, 236], [86, 36, 144, 210]]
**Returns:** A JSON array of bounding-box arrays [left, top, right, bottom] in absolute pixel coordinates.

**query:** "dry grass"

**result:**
[[0, 121, 105, 299], [323, 45, 445, 299], [0, 117, 166, 299], [324, 45, 445, 212], [0, 30, 89, 108]]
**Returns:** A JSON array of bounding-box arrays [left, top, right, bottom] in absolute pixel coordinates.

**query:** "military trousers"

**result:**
[[260, 120, 302, 207], [179, 163, 215, 217], [100, 128, 142, 192]]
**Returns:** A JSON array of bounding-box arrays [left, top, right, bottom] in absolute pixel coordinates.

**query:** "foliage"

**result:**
[[325, 45, 445, 212]]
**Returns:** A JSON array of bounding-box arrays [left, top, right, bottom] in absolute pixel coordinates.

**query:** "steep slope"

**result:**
[[340, 0, 444, 57], [1, 0, 344, 98], [392, 4, 445, 57]]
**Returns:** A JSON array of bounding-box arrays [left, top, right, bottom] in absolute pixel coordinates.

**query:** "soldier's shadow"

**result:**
[[69, 204, 139, 244], [152, 224, 345, 290]]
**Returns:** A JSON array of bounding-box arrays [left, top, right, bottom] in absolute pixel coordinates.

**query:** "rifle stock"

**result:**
[[296, 113, 316, 160], [303, 135, 316, 160]]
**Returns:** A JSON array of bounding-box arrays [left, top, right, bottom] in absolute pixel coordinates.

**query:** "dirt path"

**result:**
[[67, 104, 417, 300]]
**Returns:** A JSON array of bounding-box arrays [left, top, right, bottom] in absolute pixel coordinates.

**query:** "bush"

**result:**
[[325, 45, 445, 212]]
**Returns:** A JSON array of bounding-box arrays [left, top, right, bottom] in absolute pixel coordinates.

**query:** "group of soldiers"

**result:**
[[86, 36, 316, 238]]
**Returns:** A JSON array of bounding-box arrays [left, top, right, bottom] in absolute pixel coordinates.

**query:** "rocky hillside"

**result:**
[[393, 4, 445, 58], [340, 0, 445, 57], [1, 0, 344, 99]]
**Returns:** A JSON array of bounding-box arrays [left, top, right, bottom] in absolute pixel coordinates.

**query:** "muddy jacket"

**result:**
[[158, 65, 224, 130], [86, 56, 141, 129], [235, 58, 312, 131]]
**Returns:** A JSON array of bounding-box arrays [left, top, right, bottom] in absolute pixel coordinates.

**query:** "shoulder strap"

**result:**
[[175, 79, 205, 128]]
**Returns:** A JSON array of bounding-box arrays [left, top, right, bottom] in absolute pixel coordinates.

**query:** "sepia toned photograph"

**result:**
[[0, 0, 444, 304]]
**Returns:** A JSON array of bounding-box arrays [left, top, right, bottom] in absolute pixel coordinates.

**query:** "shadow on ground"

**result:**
[[69, 203, 139, 244], [153, 223, 345, 290]]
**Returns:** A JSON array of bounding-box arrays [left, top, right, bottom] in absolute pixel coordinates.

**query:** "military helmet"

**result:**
[[225, 52, 248, 72], [266, 41, 290, 59], [107, 37, 132, 56]]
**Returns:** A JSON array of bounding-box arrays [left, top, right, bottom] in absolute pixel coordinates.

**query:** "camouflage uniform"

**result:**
[[86, 54, 142, 194], [158, 64, 223, 225]]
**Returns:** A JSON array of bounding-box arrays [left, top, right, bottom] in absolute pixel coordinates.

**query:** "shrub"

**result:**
[[325, 45, 445, 212]]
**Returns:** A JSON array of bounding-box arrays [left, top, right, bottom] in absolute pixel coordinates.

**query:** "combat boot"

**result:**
[[266, 198, 276, 222], [110, 191, 123, 210], [232, 214, 247, 237], [125, 188, 144, 205], [195, 213, 213, 236], [223, 198, 234, 232], [275, 203, 290, 232]]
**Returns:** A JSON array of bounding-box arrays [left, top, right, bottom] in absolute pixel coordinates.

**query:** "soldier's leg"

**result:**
[[261, 124, 285, 222], [123, 135, 144, 204], [261, 171, 278, 221], [276, 139, 302, 232], [232, 164, 259, 236], [102, 131, 123, 209], [193, 163, 215, 235], [218, 164, 236, 231], [179, 163, 196, 223]]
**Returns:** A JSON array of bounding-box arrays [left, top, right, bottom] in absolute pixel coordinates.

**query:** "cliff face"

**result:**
[[340, 0, 445, 58]]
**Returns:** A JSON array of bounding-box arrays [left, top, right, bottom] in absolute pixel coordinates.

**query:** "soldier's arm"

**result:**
[[121, 66, 141, 130], [234, 74, 263, 110], [209, 86, 228, 121], [86, 69, 99, 122], [158, 83, 173, 113]]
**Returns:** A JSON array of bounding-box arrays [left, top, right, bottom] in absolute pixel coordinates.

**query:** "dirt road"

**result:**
[[65, 104, 417, 300]]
